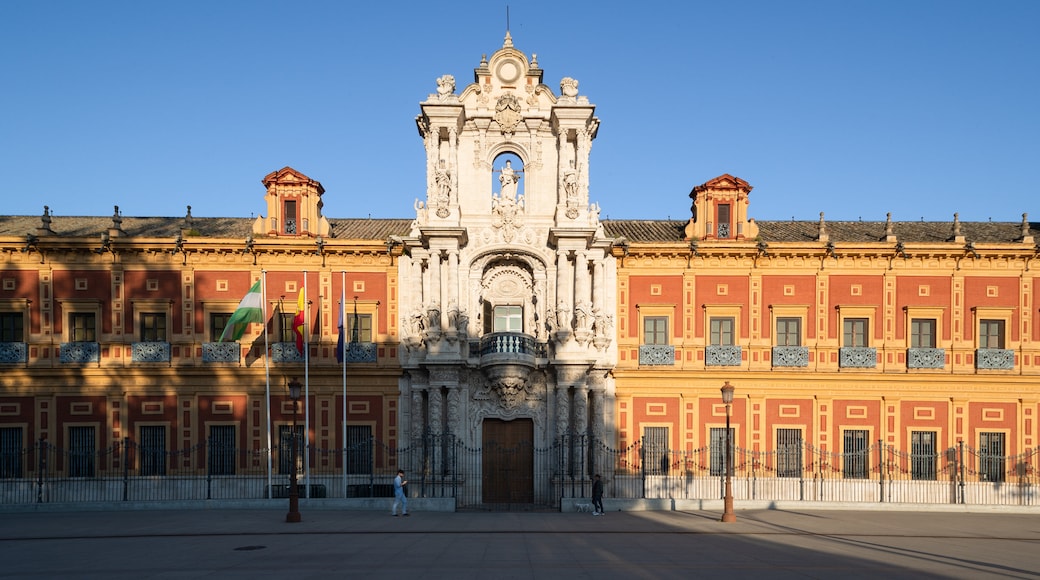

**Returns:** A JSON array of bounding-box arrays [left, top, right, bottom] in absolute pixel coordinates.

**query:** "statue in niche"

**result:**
[[491, 160, 524, 242], [425, 303, 442, 334], [563, 161, 578, 201], [434, 161, 451, 204], [544, 306, 557, 336], [574, 299, 592, 333], [499, 160, 519, 200], [456, 308, 469, 338], [446, 300, 459, 330], [408, 304, 426, 336], [556, 301, 571, 331]]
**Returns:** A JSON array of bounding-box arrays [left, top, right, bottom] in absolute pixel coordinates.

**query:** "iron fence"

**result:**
[[2, 436, 1037, 508]]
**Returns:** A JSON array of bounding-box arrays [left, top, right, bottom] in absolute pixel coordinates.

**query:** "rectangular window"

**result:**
[[775, 318, 801, 347], [717, 204, 731, 238], [643, 316, 668, 345], [69, 313, 97, 343], [710, 427, 734, 477], [279, 313, 295, 343], [979, 432, 1006, 483], [710, 317, 735, 346], [0, 312, 24, 342], [278, 424, 304, 475], [0, 427, 23, 478], [210, 312, 231, 341], [911, 318, 936, 348], [776, 429, 803, 478], [345, 425, 373, 474], [842, 429, 869, 479], [283, 200, 297, 234], [910, 430, 937, 481], [139, 313, 167, 342], [347, 313, 373, 342], [69, 426, 96, 478], [493, 305, 523, 333], [843, 318, 869, 347], [643, 426, 670, 475], [207, 425, 236, 476], [979, 320, 1005, 349], [139, 425, 167, 476]]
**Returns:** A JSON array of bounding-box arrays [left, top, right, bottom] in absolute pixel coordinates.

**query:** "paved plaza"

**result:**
[[1, 505, 1038, 579]]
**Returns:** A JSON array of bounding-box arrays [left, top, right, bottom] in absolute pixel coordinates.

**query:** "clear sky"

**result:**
[[3, 1, 1037, 224]]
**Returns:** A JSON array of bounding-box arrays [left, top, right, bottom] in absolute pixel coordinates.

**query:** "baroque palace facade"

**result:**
[[1, 34, 1038, 503]]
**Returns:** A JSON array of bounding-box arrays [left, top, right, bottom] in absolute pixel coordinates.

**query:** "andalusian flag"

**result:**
[[293, 288, 306, 355], [218, 279, 264, 342]]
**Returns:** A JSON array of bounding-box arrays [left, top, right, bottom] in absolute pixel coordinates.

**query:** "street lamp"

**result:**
[[720, 381, 736, 523], [286, 377, 303, 523]]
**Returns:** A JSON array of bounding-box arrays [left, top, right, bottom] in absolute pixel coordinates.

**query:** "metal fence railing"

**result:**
[[2, 436, 1037, 509]]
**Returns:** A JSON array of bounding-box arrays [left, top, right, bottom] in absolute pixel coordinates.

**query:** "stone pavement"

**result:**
[[1, 505, 1038, 579]]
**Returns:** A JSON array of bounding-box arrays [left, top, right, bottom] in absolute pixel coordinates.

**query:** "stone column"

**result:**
[[556, 248, 572, 333]]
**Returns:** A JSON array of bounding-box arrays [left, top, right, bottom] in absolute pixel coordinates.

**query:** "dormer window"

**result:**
[[284, 200, 297, 235], [717, 204, 731, 238]]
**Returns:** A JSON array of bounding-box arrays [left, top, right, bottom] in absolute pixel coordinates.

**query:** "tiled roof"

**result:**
[[603, 219, 1038, 244], [0, 215, 412, 241], [1, 214, 1035, 245]]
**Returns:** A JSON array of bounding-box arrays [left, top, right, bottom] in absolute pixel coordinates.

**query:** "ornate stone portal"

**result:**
[[399, 33, 615, 454]]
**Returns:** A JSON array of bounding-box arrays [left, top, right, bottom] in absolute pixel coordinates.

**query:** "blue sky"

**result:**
[[2, 1, 1037, 224]]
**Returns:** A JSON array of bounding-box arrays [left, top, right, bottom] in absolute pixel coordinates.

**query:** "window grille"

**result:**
[[843, 429, 869, 479], [910, 431, 937, 481], [643, 427, 669, 475], [208, 425, 236, 476], [777, 429, 803, 478], [140, 425, 167, 476], [69, 426, 96, 478]]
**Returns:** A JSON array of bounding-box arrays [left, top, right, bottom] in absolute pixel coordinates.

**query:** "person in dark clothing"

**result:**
[[592, 473, 604, 516]]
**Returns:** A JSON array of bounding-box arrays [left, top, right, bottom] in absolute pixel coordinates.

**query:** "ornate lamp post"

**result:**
[[720, 381, 736, 523], [286, 377, 303, 523]]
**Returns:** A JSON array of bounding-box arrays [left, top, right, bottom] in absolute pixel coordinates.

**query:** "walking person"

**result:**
[[592, 473, 604, 516], [392, 469, 409, 516]]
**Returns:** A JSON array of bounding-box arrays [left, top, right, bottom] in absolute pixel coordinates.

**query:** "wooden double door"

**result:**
[[481, 418, 534, 504]]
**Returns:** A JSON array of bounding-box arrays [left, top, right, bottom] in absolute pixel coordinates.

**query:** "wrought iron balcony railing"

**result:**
[[907, 348, 945, 369], [639, 345, 675, 366], [976, 348, 1014, 370], [839, 347, 877, 368]]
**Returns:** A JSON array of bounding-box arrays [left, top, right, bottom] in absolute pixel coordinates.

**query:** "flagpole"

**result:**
[[303, 270, 310, 499], [340, 270, 347, 497], [262, 270, 273, 499]]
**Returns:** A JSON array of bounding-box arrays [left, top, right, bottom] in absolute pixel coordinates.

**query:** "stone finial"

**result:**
[[37, 205, 54, 235], [952, 212, 965, 243], [817, 211, 828, 242], [109, 205, 124, 237], [884, 212, 896, 242], [1022, 212, 1034, 244]]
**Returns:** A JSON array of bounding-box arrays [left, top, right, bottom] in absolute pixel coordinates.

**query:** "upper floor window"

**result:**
[[710, 317, 735, 346], [979, 319, 1005, 349], [493, 306, 522, 333], [347, 313, 373, 342], [643, 316, 668, 345], [717, 204, 731, 238], [0, 312, 24, 342], [139, 313, 167, 342], [69, 312, 97, 343], [843, 318, 869, 347], [283, 200, 297, 235], [910, 318, 936, 348], [210, 312, 231, 342], [775, 318, 801, 347], [278, 313, 295, 343]]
